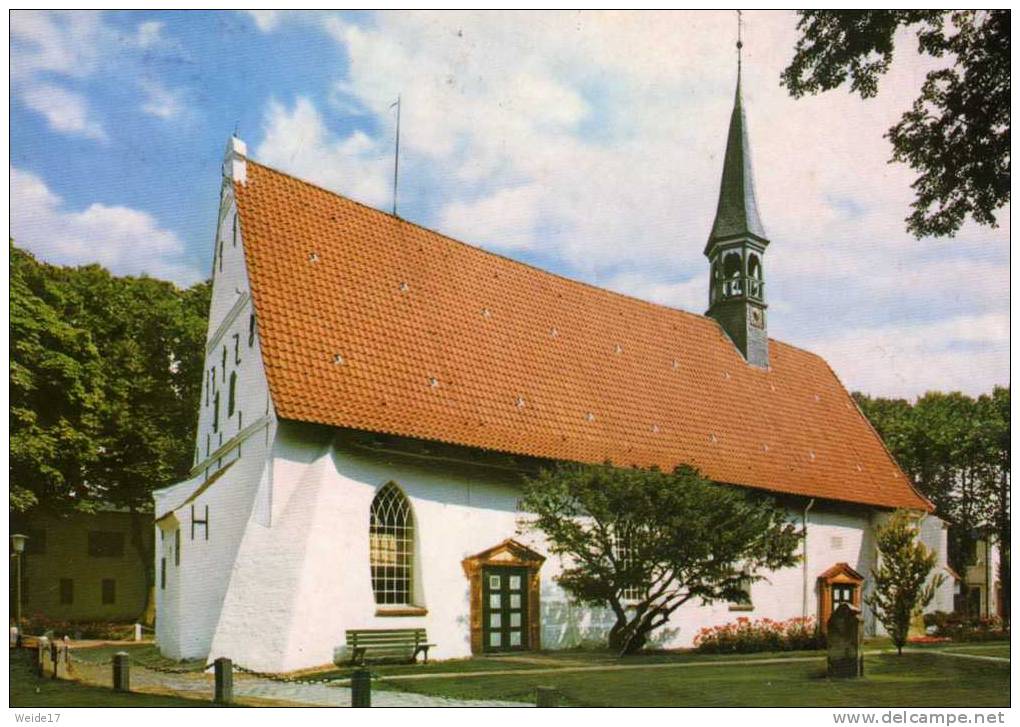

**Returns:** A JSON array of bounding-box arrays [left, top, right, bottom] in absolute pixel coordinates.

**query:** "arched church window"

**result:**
[[722, 251, 743, 297], [723, 251, 742, 278], [747, 253, 762, 280], [369, 483, 415, 605]]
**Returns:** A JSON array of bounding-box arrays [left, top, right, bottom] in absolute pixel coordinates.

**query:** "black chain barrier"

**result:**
[[232, 662, 351, 685], [66, 648, 359, 685]]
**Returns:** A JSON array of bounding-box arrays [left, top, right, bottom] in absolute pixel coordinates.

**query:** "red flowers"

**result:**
[[694, 616, 822, 653]]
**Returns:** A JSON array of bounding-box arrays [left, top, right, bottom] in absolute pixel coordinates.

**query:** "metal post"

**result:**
[[351, 668, 371, 707], [214, 657, 233, 704], [36, 638, 47, 677], [536, 686, 560, 707], [112, 652, 130, 692], [15, 553, 22, 646]]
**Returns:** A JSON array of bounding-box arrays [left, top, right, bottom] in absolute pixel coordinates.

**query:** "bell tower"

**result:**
[[705, 14, 770, 369]]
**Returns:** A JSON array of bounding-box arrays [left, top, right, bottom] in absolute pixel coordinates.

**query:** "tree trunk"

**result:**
[[129, 508, 156, 627]]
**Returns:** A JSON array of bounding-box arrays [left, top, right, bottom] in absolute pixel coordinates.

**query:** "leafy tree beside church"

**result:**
[[519, 463, 803, 655]]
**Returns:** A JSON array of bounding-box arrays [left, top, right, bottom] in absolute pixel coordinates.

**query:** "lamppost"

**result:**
[[11, 534, 27, 647]]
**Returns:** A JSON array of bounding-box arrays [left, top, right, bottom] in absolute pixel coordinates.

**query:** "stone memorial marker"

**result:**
[[827, 602, 863, 678]]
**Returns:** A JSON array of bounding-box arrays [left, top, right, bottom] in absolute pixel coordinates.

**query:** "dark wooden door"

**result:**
[[482, 566, 528, 652]]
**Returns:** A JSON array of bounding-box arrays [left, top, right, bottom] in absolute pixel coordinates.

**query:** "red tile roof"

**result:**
[[235, 161, 930, 512]]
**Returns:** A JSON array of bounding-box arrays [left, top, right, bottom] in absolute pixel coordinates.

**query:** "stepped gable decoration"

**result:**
[[234, 159, 929, 512]]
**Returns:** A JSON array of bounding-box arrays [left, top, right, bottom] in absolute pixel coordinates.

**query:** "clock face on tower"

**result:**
[[748, 305, 764, 329]]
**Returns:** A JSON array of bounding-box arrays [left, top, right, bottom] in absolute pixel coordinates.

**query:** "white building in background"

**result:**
[[153, 70, 950, 672]]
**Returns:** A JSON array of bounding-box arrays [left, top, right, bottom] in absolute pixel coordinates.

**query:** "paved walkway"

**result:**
[[69, 658, 524, 707], [902, 648, 1009, 664]]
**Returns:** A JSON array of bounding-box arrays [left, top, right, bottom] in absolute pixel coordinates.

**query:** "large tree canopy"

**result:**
[[854, 387, 1010, 622], [519, 462, 803, 654], [781, 10, 1009, 238], [10, 243, 210, 515]]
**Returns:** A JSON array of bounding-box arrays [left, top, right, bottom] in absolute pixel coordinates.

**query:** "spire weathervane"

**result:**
[[736, 10, 743, 79]]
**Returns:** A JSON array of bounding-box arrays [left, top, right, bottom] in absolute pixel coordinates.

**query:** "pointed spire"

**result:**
[[705, 12, 767, 252]]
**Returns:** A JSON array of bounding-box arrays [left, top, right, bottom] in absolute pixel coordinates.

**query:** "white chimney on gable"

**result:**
[[223, 136, 247, 185]]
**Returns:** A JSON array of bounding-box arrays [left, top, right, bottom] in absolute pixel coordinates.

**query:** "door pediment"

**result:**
[[462, 538, 545, 575]]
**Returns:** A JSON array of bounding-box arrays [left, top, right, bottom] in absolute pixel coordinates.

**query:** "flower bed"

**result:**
[[693, 616, 823, 654], [923, 611, 1009, 642]]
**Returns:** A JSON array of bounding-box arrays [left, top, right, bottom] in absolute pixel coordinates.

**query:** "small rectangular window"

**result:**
[[206, 433, 210, 457], [88, 531, 125, 558], [60, 578, 74, 605], [232, 213, 238, 247], [213, 391, 220, 433], [228, 372, 237, 417], [218, 239, 223, 272], [23, 529, 46, 555], [248, 314, 256, 347], [160, 558, 166, 590], [101, 578, 116, 605], [221, 346, 227, 379], [174, 529, 181, 566], [233, 332, 241, 365]]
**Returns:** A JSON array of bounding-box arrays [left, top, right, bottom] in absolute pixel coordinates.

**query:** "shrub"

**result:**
[[922, 611, 1009, 642], [18, 613, 135, 641], [693, 616, 823, 654]]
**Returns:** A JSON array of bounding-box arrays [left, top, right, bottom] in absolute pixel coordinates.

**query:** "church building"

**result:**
[[153, 62, 953, 671]]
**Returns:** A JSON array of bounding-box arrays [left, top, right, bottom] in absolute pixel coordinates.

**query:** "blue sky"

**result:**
[[10, 10, 1010, 399]]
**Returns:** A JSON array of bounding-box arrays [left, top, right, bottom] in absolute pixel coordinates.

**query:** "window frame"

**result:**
[[369, 483, 416, 607]]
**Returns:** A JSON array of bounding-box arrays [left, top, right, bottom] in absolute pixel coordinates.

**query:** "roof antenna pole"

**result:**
[[390, 95, 401, 218]]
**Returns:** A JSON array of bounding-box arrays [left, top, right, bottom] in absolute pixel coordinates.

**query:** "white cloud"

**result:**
[[19, 84, 107, 141], [139, 79, 185, 119], [246, 10, 282, 32], [10, 168, 202, 286], [810, 313, 1010, 399], [135, 20, 165, 48], [255, 97, 392, 209], [10, 10, 104, 80], [245, 10, 1008, 398], [11, 11, 190, 139]]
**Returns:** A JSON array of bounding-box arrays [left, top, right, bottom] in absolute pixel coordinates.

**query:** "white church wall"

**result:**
[[155, 153, 278, 661], [918, 514, 955, 614], [200, 427, 888, 671]]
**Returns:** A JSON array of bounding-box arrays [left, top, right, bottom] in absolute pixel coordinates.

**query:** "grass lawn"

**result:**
[[9, 650, 222, 708], [369, 651, 1009, 707]]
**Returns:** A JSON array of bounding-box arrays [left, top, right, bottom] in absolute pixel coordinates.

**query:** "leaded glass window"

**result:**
[[369, 483, 414, 605]]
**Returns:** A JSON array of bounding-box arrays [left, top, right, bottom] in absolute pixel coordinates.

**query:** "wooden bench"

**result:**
[[346, 628, 435, 665]]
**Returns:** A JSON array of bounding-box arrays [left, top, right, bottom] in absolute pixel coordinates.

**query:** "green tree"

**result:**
[[10, 244, 105, 512], [9, 243, 211, 621], [519, 462, 803, 655], [855, 388, 1010, 623], [866, 510, 945, 654], [782, 10, 1009, 238]]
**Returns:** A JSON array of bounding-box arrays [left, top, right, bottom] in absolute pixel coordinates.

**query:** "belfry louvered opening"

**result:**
[[369, 482, 415, 606]]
